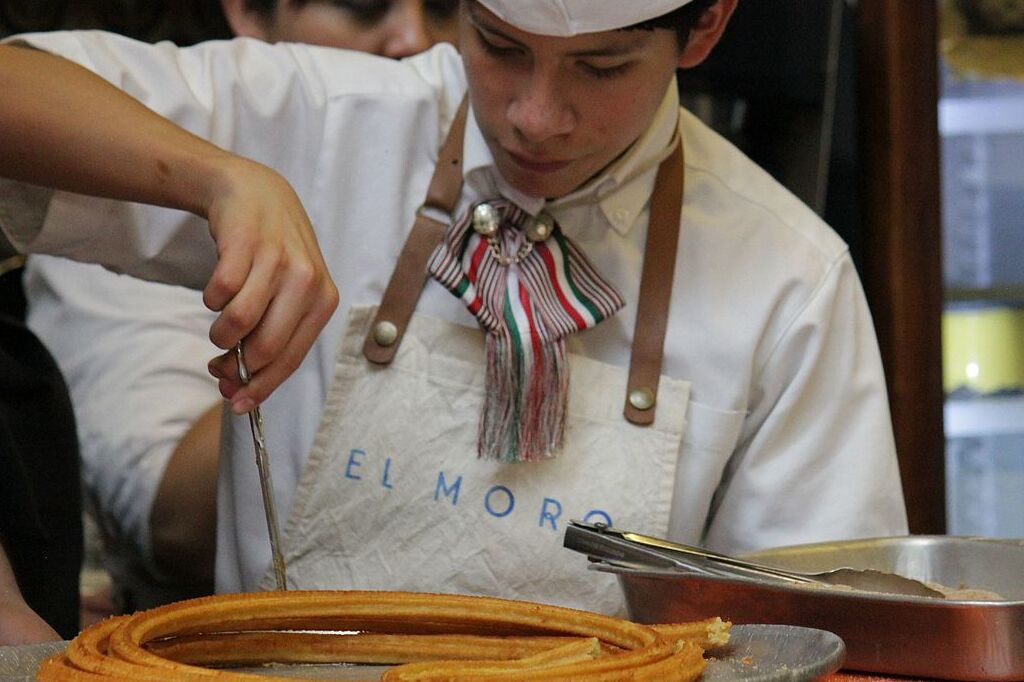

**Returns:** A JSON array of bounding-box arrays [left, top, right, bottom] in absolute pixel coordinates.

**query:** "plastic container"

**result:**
[[945, 395, 1024, 537], [942, 304, 1024, 394]]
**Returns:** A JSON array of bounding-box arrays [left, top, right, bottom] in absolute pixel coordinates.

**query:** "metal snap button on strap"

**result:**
[[629, 387, 656, 411], [373, 320, 399, 347]]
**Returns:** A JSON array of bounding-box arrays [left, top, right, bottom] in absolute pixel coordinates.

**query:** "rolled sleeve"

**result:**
[[0, 180, 53, 260]]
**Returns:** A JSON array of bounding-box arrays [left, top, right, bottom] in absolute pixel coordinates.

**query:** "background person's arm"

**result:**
[[0, 44, 338, 411], [0, 543, 60, 645], [150, 403, 222, 588]]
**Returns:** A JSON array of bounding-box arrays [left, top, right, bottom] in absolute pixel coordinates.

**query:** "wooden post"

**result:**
[[856, 1, 946, 533]]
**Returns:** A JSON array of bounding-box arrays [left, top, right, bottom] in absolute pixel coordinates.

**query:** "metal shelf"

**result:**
[[945, 394, 1024, 437], [945, 285, 1024, 304], [940, 95, 1024, 136]]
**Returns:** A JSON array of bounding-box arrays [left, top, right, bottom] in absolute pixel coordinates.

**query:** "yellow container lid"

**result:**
[[943, 306, 1024, 394]]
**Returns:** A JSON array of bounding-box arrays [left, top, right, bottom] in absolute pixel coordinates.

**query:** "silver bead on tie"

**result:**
[[526, 213, 554, 242], [472, 202, 500, 237]]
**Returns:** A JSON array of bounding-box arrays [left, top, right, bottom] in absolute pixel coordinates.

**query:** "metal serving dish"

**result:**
[[598, 536, 1024, 681]]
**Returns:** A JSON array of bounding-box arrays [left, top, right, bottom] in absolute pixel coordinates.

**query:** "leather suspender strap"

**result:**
[[363, 98, 469, 364], [623, 140, 684, 426]]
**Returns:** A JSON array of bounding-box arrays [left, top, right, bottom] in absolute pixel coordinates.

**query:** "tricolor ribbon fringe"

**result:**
[[428, 200, 624, 462]]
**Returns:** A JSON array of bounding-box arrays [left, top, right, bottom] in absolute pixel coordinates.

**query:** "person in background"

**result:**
[[0, 313, 82, 644], [220, 0, 459, 55], [0, 0, 908, 618], [20, 0, 459, 616]]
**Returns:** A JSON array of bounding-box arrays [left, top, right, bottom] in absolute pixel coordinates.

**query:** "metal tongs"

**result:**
[[235, 342, 288, 591], [564, 520, 944, 598]]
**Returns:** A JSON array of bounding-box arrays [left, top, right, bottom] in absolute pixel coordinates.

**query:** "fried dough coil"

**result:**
[[37, 590, 726, 682], [147, 632, 587, 666]]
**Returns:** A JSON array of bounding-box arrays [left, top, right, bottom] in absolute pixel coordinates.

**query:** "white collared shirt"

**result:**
[[1, 32, 908, 595]]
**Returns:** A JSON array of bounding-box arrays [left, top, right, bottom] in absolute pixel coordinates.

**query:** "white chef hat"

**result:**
[[474, 0, 699, 37]]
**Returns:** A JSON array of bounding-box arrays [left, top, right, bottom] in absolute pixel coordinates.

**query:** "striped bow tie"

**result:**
[[428, 199, 624, 462]]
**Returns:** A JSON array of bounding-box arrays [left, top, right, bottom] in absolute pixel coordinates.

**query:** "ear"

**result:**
[[677, 0, 738, 69], [219, 0, 274, 40]]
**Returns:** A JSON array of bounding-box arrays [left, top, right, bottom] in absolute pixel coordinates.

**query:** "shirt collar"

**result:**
[[462, 77, 681, 236]]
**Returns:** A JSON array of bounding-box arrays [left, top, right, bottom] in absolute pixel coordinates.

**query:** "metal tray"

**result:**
[[597, 535, 1024, 681]]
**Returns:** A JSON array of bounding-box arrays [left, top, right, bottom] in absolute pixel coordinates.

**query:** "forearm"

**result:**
[[0, 44, 231, 219], [150, 403, 221, 588], [0, 542, 20, 603], [0, 542, 60, 644], [0, 37, 338, 409]]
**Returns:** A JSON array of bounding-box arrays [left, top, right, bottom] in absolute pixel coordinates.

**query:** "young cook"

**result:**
[[0, 0, 908, 614]]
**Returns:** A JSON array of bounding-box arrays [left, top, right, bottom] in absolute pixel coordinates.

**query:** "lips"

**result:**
[[507, 150, 571, 174]]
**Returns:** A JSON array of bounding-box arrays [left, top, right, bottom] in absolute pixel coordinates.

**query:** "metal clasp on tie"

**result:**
[[471, 202, 555, 266]]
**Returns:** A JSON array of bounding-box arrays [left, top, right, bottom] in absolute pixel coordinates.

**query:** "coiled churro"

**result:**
[[37, 590, 728, 681]]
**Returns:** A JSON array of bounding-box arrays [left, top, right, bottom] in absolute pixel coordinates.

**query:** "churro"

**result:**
[[380, 637, 603, 680], [652, 616, 732, 648], [36, 590, 728, 682], [148, 632, 585, 666]]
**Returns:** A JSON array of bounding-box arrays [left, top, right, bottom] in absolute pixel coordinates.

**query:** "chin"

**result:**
[[491, 159, 566, 199], [506, 173, 577, 201]]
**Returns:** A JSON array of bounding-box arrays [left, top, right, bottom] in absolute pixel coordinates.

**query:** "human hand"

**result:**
[[201, 158, 339, 414]]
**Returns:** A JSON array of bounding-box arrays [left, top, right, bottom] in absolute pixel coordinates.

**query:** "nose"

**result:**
[[380, 0, 433, 58], [506, 72, 576, 144]]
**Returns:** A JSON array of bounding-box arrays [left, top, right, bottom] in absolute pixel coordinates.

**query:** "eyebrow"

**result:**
[[466, 2, 646, 58]]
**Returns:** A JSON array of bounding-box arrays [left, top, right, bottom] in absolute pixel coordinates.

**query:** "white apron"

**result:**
[[261, 104, 690, 614], [263, 305, 689, 614]]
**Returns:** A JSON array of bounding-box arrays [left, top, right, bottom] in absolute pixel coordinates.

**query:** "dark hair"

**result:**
[[242, 0, 460, 23], [625, 0, 719, 49]]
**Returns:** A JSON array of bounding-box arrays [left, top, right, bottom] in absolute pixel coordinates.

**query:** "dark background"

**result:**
[[0, 0, 231, 44]]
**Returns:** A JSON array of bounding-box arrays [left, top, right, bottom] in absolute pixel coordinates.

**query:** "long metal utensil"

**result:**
[[565, 521, 945, 598], [235, 342, 288, 590]]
